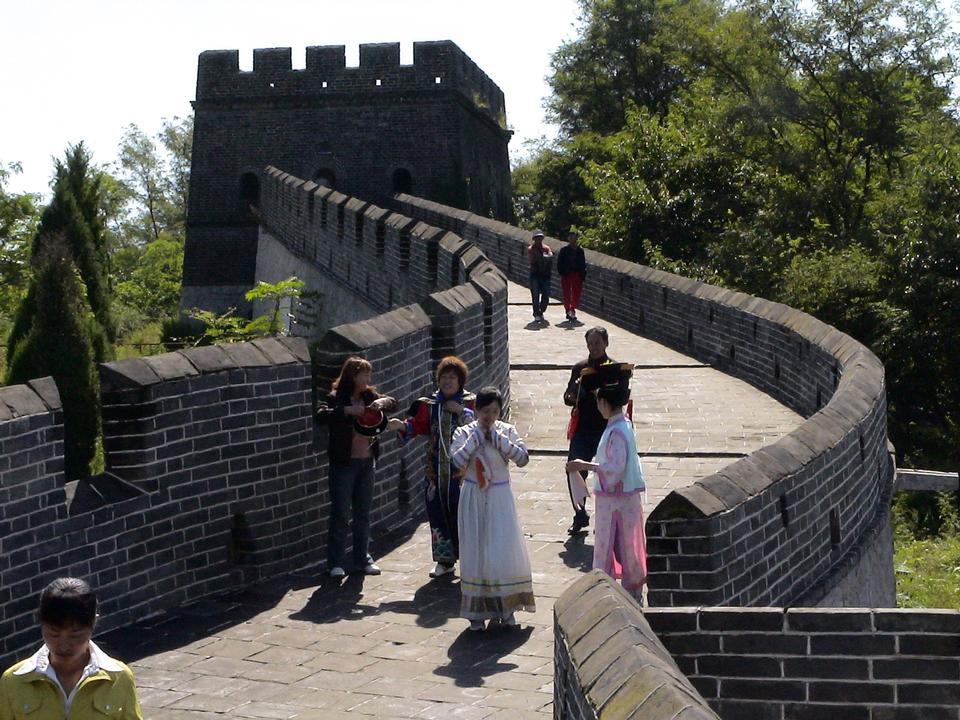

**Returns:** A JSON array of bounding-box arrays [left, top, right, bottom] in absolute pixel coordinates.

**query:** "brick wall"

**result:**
[[393, 194, 894, 609], [554, 571, 719, 719], [647, 606, 960, 719], [0, 380, 66, 656]]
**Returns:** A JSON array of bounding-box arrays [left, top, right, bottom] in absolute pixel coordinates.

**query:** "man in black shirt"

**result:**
[[557, 229, 586, 322], [563, 326, 614, 534]]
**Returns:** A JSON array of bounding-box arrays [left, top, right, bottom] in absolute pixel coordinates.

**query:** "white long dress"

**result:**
[[450, 420, 536, 621]]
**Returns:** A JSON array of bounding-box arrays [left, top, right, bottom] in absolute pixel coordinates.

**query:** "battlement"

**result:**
[[196, 40, 506, 129]]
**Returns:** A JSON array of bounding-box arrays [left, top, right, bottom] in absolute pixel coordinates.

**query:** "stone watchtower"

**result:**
[[182, 40, 513, 314]]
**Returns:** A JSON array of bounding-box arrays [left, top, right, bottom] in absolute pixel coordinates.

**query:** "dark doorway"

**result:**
[[314, 168, 336, 189], [392, 167, 412, 194], [240, 172, 260, 211]]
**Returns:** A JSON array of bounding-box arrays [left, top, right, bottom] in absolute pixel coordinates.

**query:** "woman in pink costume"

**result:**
[[567, 366, 647, 600]]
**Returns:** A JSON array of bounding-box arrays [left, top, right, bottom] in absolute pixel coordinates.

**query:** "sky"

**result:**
[[0, 0, 583, 197]]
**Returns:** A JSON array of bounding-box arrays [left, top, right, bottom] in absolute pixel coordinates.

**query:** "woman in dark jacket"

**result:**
[[316, 356, 396, 577]]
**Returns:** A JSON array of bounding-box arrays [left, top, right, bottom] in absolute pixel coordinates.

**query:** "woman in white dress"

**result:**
[[450, 387, 536, 631]]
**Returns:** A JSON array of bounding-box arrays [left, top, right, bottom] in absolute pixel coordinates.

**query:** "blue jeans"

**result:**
[[567, 432, 603, 515], [529, 273, 551, 315], [327, 458, 375, 569]]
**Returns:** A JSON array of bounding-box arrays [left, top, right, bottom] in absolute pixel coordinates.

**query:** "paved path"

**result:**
[[103, 284, 803, 719]]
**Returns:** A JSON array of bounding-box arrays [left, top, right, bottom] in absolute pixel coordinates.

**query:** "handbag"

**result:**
[[566, 407, 580, 440]]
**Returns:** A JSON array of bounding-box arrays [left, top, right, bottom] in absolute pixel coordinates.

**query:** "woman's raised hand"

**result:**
[[387, 418, 406, 432]]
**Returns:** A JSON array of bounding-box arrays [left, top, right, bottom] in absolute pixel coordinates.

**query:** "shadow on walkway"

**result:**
[[99, 510, 428, 664], [290, 574, 461, 629], [433, 625, 535, 687], [558, 534, 594, 572]]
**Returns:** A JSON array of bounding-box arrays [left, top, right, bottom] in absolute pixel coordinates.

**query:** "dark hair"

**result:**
[[436, 356, 468, 391], [331, 356, 375, 398], [475, 386, 503, 411], [39, 578, 97, 628], [585, 326, 608, 344], [596, 384, 630, 408]]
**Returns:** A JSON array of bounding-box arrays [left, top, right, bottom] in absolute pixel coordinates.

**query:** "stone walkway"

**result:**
[[102, 284, 803, 719]]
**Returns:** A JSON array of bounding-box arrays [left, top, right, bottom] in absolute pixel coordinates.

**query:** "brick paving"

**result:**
[[102, 283, 802, 718]]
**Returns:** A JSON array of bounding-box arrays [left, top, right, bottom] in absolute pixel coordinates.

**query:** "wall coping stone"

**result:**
[[178, 345, 237, 374], [0, 383, 53, 418], [100, 358, 163, 391], [142, 352, 201, 381], [250, 338, 299, 365], [276, 336, 311, 362], [221, 342, 273, 368], [323, 304, 432, 352], [26, 377, 63, 411], [555, 571, 719, 719]]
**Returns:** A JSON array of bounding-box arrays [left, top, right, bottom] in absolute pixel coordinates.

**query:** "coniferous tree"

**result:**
[[6, 143, 115, 365], [6, 235, 102, 479]]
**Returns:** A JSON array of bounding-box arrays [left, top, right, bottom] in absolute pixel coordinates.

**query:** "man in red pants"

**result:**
[[557, 228, 586, 322]]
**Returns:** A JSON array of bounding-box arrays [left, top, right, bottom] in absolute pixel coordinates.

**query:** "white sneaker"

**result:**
[[429, 562, 455, 578], [504, 613, 519, 627], [363, 562, 382, 575], [329, 566, 345, 578], [469, 620, 486, 632]]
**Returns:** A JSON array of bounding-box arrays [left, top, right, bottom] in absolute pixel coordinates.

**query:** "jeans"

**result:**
[[529, 273, 551, 315], [567, 432, 603, 515], [327, 458, 375, 569]]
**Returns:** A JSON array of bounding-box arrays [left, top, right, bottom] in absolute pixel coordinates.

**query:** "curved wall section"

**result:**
[[394, 194, 894, 608]]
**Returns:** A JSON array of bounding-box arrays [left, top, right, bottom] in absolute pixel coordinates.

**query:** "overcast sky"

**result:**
[[0, 0, 582, 197]]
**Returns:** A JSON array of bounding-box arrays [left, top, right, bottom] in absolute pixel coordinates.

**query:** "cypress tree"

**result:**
[[6, 235, 102, 479], [6, 143, 115, 366]]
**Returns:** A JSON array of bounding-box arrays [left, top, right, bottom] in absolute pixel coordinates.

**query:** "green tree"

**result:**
[[114, 233, 184, 324], [6, 235, 102, 479], [511, 135, 607, 235], [116, 116, 192, 244], [547, 0, 696, 134], [0, 162, 40, 371], [7, 144, 115, 365], [159, 115, 193, 232], [118, 124, 176, 243]]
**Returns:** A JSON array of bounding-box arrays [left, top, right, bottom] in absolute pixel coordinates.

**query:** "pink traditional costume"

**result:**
[[592, 411, 648, 599], [450, 420, 536, 623]]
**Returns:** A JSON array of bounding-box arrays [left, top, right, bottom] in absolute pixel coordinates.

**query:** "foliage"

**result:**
[[894, 489, 960, 540], [0, 162, 40, 370], [895, 534, 960, 608], [547, 0, 694, 134], [116, 120, 191, 244], [5, 236, 103, 479], [7, 144, 114, 366], [521, 0, 960, 468], [115, 322, 168, 361], [187, 277, 305, 345], [511, 134, 609, 235], [113, 233, 184, 329]]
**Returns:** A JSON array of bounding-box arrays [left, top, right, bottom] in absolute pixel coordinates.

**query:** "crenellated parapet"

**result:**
[[195, 40, 506, 130]]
